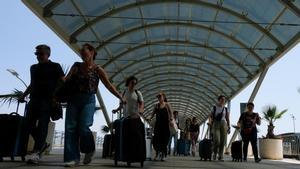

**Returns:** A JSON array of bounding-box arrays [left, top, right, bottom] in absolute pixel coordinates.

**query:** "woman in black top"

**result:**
[[237, 102, 261, 163], [190, 117, 200, 157], [149, 92, 174, 161], [63, 43, 123, 167]]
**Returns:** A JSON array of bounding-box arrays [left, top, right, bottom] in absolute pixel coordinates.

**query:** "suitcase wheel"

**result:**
[[22, 156, 26, 162], [127, 162, 131, 167]]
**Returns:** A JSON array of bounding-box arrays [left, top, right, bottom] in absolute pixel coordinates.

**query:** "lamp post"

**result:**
[[6, 69, 28, 88], [291, 114, 296, 133]]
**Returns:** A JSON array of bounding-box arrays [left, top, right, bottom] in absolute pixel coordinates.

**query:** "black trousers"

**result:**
[[241, 129, 259, 160], [27, 99, 51, 152]]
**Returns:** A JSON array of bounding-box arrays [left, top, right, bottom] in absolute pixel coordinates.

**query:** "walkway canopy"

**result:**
[[23, 0, 300, 123]]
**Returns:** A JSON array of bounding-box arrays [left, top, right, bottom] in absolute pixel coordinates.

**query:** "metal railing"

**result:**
[[279, 133, 300, 159], [52, 131, 104, 150]]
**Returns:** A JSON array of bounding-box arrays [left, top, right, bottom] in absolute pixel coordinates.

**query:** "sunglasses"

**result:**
[[34, 52, 45, 56], [157, 94, 163, 98]]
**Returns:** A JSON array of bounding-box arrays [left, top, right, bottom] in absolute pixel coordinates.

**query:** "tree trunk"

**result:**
[[267, 124, 275, 138]]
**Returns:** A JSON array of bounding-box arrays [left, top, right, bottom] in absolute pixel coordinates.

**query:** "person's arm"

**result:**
[[208, 107, 214, 126], [19, 65, 34, 101], [237, 114, 243, 128], [226, 111, 231, 128], [96, 66, 122, 100], [148, 104, 157, 121], [256, 113, 261, 125], [53, 64, 66, 99], [166, 103, 174, 121], [137, 91, 144, 115], [19, 84, 32, 101]]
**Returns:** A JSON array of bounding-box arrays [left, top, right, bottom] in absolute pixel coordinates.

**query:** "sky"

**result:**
[[0, 1, 299, 140]]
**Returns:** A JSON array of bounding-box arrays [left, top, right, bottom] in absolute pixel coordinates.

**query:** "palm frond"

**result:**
[[263, 105, 287, 124], [0, 89, 23, 107], [274, 109, 288, 121]]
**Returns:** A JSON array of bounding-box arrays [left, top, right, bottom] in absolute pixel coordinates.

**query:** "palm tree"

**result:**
[[0, 89, 24, 106], [263, 106, 287, 138]]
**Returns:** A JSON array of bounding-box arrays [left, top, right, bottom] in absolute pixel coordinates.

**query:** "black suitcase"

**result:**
[[199, 139, 212, 161], [113, 117, 146, 167], [231, 140, 243, 162], [0, 102, 28, 162], [177, 139, 187, 156], [102, 134, 114, 158]]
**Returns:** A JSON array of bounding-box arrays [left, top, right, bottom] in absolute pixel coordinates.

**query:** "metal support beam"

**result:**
[[225, 67, 269, 153], [96, 90, 111, 132], [279, 0, 300, 17]]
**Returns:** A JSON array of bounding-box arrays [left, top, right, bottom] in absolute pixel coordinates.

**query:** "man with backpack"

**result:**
[[208, 95, 231, 161]]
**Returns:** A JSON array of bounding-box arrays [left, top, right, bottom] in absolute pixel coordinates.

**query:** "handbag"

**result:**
[[169, 119, 178, 135], [50, 101, 63, 121]]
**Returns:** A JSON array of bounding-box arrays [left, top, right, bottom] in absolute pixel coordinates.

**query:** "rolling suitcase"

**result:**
[[177, 139, 187, 156], [0, 102, 28, 162], [199, 125, 212, 161], [199, 139, 212, 161], [231, 140, 243, 162], [113, 117, 146, 167]]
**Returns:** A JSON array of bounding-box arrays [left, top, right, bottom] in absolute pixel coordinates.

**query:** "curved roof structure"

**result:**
[[23, 0, 300, 123]]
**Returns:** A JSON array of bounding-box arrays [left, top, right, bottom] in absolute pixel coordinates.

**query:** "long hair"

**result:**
[[157, 91, 168, 102]]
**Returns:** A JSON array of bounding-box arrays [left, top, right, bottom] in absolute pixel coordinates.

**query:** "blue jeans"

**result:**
[[64, 94, 96, 162], [168, 132, 178, 155]]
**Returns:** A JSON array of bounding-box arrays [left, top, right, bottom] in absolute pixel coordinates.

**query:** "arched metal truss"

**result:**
[[23, 0, 300, 124]]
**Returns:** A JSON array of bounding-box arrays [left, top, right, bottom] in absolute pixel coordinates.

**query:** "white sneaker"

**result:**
[[64, 161, 79, 167], [83, 151, 95, 165], [27, 153, 40, 164]]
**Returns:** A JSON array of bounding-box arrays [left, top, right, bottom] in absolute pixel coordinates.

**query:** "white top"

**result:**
[[211, 105, 227, 121], [123, 89, 144, 118]]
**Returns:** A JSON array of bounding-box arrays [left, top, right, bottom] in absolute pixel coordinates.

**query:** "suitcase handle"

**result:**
[[14, 101, 28, 116], [9, 112, 20, 116]]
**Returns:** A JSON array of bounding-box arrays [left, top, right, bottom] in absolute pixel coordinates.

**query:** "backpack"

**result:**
[[212, 106, 228, 122]]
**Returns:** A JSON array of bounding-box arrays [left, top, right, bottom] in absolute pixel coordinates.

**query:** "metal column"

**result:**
[[225, 67, 269, 153], [96, 90, 112, 131]]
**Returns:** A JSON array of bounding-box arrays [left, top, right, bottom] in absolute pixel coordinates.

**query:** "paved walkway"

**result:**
[[0, 152, 299, 169]]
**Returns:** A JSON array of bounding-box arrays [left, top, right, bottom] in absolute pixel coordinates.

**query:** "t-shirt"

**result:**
[[30, 60, 64, 99], [211, 105, 227, 121], [123, 89, 143, 118], [239, 112, 259, 129]]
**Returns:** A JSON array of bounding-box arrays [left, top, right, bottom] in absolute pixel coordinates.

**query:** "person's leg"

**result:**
[[212, 122, 220, 160], [33, 111, 50, 152], [242, 135, 250, 161], [191, 133, 196, 157], [64, 102, 80, 163], [173, 132, 178, 155], [250, 131, 260, 162], [218, 121, 228, 160], [167, 135, 172, 155], [26, 100, 39, 149], [32, 100, 51, 153], [78, 95, 96, 164]]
